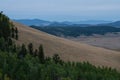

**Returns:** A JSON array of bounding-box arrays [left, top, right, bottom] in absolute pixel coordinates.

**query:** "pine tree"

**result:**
[[38, 44, 45, 64], [52, 54, 61, 64], [11, 27, 15, 38], [28, 43, 33, 55], [0, 12, 14, 41], [12, 44, 17, 52], [18, 44, 27, 58], [15, 27, 18, 40], [0, 37, 5, 51], [34, 49, 38, 57]]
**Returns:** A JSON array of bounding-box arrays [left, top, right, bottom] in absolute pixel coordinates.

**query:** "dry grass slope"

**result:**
[[14, 22, 120, 70]]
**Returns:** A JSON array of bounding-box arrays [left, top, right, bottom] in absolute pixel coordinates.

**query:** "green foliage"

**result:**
[[52, 54, 63, 65], [0, 12, 18, 52], [38, 44, 45, 64], [34, 49, 38, 57], [15, 27, 18, 40], [18, 44, 27, 58], [0, 51, 120, 80], [31, 26, 120, 37], [28, 43, 34, 55]]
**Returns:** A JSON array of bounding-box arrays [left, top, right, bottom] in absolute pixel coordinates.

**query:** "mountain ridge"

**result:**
[[14, 19, 112, 26]]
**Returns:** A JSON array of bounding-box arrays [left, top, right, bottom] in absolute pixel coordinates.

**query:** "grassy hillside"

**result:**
[[14, 22, 120, 70]]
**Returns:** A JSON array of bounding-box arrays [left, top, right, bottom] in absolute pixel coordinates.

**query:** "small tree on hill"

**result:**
[[34, 49, 38, 57], [52, 54, 63, 65], [28, 43, 33, 55], [15, 27, 18, 40], [18, 44, 27, 58], [52, 54, 60, 64], [38, 44, 45, 64]]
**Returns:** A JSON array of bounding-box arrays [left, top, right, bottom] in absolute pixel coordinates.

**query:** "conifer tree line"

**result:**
[[0, 12, 18, 52], [0, 12, 120, 80], [0, 12, 18, 40], [18, 43, 45, 63]]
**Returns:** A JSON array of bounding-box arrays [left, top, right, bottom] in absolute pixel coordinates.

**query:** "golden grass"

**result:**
[[14, 22, 120, 70]]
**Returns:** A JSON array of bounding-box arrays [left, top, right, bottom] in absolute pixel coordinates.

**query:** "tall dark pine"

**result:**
[[28, 43, 33, 55], [52, 54, 61, 64], [0, 12, 17, 52], [38, 44, 45, 64], [34, 49, 38, 57], [15, 27, 18, 40], [11, 27, 15, 38], [0, 12, 14, 41], [18, 44, 27, 58]]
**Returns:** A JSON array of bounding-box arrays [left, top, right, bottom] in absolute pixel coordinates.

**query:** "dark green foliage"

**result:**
[[0, 37, 6, 51], [0, 51, 120, 80], [18, 44, 27, 58], [38, 44, 45, 64], [0, 12, 12, 40], [11, 27, 15, 38], [31, 26, 120, 37], [15, 27, 18, 40], [28, 43, 34, 55], [52, 54, 63, 65], [0, 12, 18, 52], [34, 49, 38, 57], [12, 44, 17, 52]]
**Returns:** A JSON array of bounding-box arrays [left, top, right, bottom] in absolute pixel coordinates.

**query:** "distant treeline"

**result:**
[[31, 25, 120, 37]]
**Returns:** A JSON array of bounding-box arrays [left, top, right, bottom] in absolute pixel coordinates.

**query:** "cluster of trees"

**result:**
[[31, 25, 120, 37], [0, 12, 18, 52], [0, 50, 120, 80], [0, 12, 18, 40], [17, 43, 45, 64], [0, 12, 120, 80]]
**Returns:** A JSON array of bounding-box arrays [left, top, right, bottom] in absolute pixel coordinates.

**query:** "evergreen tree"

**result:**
[[18, 44, 27, 58], [38, 44, 45, 64], [8, 38, 13, 46], [28, 43, 33, 55], [52, 54, 64, 65], [11, 27, 15, 38], [0, 37, 5, 51], [12, 44, 17, 52], [52, 54, 61, 64], [15, 27, 18, 40], [34, 49, 38, 57]]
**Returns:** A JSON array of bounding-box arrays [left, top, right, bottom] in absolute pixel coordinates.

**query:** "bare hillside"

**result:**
[[14, 22, 120, 70]]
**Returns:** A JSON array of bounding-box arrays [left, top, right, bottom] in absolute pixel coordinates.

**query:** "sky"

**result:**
[[0, 0, 120, 21]]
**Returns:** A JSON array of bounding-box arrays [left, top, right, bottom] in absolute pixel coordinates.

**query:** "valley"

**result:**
[[68, 33, 120, 51]]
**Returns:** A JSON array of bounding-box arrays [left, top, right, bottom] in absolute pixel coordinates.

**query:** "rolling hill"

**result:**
[[14, 19, 111, 26], [14, 19, 51, 26], [13, 22, 120, 70]]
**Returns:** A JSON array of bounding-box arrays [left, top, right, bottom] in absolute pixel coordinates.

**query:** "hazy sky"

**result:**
[[0, 0, 120, 21]]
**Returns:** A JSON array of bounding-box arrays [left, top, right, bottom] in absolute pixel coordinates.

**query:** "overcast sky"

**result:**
[[0, 0, 120, 21]]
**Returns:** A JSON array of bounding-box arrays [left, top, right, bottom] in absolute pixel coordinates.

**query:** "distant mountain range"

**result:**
[[14, 19, 51, 26], [99, 21, 120, 27], [14, 19, 120, 27]]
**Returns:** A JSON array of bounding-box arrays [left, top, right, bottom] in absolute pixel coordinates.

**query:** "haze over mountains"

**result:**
[[15, 19, 114, 27]]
